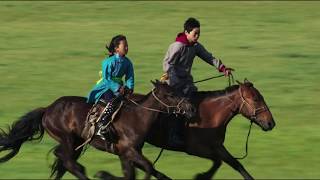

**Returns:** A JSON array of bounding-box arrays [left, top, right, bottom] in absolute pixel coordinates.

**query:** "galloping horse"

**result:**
[[96, 79, 275, 180], [0, 81, 195, 179], [147, 79, 276, 179]]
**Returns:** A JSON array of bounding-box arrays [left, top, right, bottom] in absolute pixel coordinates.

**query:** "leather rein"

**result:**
[[129, 88, 187, 115]]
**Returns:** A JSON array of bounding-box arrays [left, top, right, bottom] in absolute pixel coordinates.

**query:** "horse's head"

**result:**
[[151, 80, 196, 119], [237, 79, 275, 131]]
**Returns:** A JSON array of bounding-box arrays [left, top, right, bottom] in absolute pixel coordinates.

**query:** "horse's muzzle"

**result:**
[[182, 105, 197, 120], [259, 118, 276, 131]]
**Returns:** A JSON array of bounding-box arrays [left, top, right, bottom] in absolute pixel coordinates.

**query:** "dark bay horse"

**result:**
[[146, 79, 276, 179], [94, 79, 275, 179], [0, 81, 195, 179]]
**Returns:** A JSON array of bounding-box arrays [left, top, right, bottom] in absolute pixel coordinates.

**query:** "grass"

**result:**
[[0, 1, 320, 179]]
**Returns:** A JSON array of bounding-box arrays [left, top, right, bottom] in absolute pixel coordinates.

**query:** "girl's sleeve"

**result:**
[[103, 60, 121, 93], [125, 60, 134, 90]]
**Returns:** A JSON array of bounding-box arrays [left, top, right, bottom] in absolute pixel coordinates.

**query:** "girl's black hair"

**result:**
[[184, 17, 200, 33], [105, 35, 127, 57]]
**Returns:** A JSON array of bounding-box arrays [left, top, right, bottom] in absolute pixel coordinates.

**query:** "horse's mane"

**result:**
[[122, 92, 152, 110], [194, 85, 240, 100], [130, 92, 151, 103]]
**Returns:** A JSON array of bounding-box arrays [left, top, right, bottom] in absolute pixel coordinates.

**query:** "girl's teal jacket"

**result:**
[[87, 54, 134, 103]]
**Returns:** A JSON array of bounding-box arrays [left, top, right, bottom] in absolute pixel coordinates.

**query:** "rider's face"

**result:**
[[185, 27, 200, 43], [115, 40, 128, 57]]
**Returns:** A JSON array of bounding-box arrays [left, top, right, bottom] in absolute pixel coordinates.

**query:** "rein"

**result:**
[[151, 90, 186, 114], [129, 89, 186, 114], [193, 74, 224, 83], [193, 73, 235, 87], [235, 121, 253, 160]]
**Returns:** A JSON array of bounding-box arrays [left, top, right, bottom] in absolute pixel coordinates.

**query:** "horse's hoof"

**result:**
[[94, 171, 114, 180], [158, 175, 172, 180], [194, 173, 211, 180]]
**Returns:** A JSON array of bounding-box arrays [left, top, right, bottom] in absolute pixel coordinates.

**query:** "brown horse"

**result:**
[[0, 81, 196, 179], [148, 79, 275, 179], [96, 79, 275, 180]]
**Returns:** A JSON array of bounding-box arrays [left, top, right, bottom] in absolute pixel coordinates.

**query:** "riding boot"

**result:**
[[96, 102, 114, 139]]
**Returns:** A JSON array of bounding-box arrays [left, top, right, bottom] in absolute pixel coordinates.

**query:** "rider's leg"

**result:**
[[167, 82, 196, 147], [96, 90, 115, 137]]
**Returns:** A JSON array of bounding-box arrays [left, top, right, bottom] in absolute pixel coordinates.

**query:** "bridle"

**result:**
[[238, 86, 269, 121], [151, 89, 187, 115], [129, 88, 187, 115], [227, 85, 269, 160]]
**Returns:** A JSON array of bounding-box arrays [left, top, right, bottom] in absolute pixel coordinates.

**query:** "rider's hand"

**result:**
[[223, 67, 234, 77], [124, 87, 133, 98], [118, 86, 125, 95], [119, 86, 133, 98], [126, 88, 133, 95], [218, 62, 234, 77]]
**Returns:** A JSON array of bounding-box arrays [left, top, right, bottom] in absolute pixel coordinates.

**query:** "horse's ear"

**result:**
[[151, 80, 157, 87], [236, 80, 243, 85], [244, 78, 253, 87]]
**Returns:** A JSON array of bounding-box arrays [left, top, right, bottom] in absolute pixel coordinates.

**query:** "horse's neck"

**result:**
[[130, 92, 163, 122], [191, 87, 240, 128]]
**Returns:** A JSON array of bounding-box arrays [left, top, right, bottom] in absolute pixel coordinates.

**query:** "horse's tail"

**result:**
[[0, 107, 46, 163]]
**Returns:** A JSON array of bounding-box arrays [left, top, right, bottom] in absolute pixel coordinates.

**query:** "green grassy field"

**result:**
[[0, 1, 319, 179]]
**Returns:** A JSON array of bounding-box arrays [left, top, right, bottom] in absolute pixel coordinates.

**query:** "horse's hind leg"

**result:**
[[54, 138, 88, 179], [51, 145, 66, 179], [51, 144, 84, 179], [195, 159, 222, 180]]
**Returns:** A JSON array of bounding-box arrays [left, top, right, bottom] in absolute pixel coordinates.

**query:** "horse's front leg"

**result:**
[[195, 159, 222, 180], [94, 170, 123, 180], [94, 156, 134, 180], [134, 163, 171, 180], [216, 146, 254, 180], [124, 148, 172, 180], [135, 148, 172, 180], [150, 168, 172, 180], [120, 156, 136, 180], [117, 156, 172, 180]]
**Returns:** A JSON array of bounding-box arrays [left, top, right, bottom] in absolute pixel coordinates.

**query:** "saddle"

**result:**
[[76, 99, 123, 150]]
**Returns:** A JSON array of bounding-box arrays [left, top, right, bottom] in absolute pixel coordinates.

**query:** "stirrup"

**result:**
[[96, 128, 106, 140], [96, 122, 107, 140]]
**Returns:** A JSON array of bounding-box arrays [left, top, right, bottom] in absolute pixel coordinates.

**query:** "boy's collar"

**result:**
[[175, 32, 195, 46]]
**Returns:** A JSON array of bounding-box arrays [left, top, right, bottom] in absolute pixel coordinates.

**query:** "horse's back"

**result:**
[[43, 96, 92, 138], [51, 96, 89, 104]]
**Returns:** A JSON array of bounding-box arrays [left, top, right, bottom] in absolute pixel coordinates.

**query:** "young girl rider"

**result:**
[[87, 35, 134, 137]]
